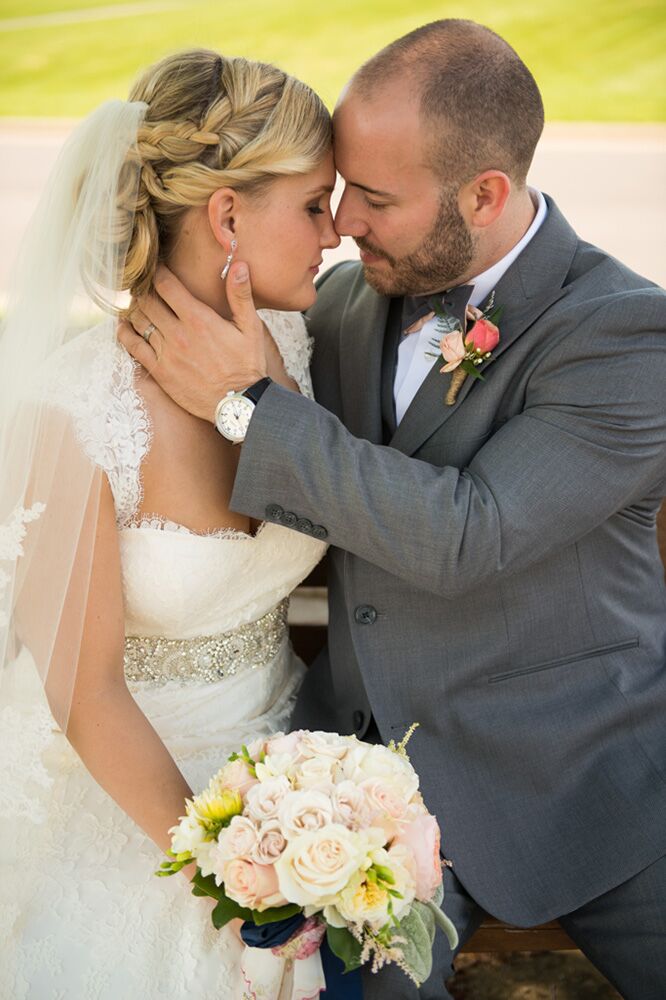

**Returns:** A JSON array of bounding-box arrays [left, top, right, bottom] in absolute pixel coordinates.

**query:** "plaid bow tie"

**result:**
[[402, 284, 475, 334]]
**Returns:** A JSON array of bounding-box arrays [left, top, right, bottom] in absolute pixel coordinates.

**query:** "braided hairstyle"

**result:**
[[115, 50, 331, 298]]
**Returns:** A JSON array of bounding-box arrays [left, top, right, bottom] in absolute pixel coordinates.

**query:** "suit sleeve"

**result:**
[[231, 293, 666, 598]]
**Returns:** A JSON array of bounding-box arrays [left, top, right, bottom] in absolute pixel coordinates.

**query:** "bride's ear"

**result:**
[[207, 187, 238, 252]]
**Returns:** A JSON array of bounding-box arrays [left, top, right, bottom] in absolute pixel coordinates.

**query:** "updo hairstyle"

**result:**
[[118, 49, 331, 298]]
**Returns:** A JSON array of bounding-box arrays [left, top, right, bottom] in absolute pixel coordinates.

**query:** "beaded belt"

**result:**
[[124, 599, 289, 685]]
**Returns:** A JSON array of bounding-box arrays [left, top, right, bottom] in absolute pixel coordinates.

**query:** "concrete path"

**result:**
[[1, 121, 664, 298]]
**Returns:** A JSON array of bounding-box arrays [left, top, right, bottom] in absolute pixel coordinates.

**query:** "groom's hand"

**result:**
[[117, 262, 268, 423]]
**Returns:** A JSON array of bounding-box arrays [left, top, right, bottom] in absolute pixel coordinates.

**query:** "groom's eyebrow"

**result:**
[[349, 182, 394, 198]]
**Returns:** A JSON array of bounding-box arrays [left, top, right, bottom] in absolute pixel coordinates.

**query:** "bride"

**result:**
[[0, 49, 339, 997]]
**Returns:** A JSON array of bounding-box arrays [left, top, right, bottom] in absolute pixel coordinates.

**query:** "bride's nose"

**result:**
[[321, 215, 341, 251]]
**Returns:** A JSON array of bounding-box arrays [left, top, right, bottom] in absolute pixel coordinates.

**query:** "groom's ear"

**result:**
[[463, 171, 511, 229], [207, 187, 238, 248]]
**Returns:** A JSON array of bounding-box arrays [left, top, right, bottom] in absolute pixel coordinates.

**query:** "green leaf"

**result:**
[[211, 893, 253, 929], [392, 902, 434, 986], [325, 925, 363, 973], [461, 360, 485, 380], [252, 903, 302, 925], [191, 870, 226, 901], [424, 899, 459, 951]]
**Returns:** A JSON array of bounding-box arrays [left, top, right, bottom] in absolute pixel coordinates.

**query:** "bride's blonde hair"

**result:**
[[115, 49, 331, 297]]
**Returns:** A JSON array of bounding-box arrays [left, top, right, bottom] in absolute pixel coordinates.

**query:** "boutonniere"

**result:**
[[428, 294, 502, 405]]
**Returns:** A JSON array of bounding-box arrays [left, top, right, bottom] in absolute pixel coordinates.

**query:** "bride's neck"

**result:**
[[165, 233, 234, 321]]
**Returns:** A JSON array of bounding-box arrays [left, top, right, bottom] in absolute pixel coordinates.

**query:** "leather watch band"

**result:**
[[243, 376, 273, 405]]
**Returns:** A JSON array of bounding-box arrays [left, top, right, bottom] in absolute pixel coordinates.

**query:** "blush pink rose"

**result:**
[[215, 815, 259, 863], [266, 730, 305, 758], [393, 813, 442, 902], [439, 330, 467, 372], [217, 758, 259, 798], [467, 317, 500, 354], [223, 858, 288, 911], [252, 820, 287, 865]]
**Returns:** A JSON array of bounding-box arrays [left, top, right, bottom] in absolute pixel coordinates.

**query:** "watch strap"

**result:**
[[243, 376, 273, 405]]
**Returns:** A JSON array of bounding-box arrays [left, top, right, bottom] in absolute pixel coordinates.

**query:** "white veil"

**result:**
[[0, 100, 147, 794]]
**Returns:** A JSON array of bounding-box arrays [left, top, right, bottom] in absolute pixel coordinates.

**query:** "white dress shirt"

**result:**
[[393, 189, 548, 425]]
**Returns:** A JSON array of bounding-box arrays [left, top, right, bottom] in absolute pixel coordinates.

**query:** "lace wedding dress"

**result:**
[[0, 310, 326, 1000]]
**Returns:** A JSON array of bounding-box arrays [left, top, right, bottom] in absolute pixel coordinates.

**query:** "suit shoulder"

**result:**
[[306, 260, 365, 339]]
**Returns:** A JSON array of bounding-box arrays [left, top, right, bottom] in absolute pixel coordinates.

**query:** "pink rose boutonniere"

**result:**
[[433, 295, 502, 405]]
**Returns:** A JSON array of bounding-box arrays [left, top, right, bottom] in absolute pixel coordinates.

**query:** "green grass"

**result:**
[[0, 0, 664, 120]]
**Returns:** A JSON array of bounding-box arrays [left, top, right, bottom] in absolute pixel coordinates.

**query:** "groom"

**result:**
[[121, 20, 666, 999]]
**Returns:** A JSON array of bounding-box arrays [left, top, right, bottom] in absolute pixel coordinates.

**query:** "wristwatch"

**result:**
[[214, 377, 272, 443]]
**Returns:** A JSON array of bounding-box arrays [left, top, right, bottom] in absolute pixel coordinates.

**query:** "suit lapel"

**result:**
[[388, 196, 579, 457], [339, 275, 390, 443]]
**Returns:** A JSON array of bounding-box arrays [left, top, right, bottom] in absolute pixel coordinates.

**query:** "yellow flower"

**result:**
[[189, 787, 243, 837]]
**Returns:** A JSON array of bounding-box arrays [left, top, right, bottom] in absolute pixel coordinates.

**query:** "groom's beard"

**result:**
[[357, 186, 476, 297]]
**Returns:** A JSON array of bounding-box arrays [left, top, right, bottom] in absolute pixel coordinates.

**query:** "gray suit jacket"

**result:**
[[231, 196, 666, 925]]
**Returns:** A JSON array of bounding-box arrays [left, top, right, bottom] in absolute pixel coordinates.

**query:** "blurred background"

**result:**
[[1, 0, 665, 302]]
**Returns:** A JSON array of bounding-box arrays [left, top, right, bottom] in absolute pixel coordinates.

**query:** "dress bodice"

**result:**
[[120, 521, 323, 638]]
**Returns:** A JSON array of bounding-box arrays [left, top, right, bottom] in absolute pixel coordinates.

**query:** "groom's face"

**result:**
[[333, 86, 475, 296]]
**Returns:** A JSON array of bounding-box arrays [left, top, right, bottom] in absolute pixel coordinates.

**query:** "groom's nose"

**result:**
[[334, 185, 369, 239]]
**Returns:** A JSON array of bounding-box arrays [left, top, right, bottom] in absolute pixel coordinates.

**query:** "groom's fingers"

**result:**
[[152, 265, 209, 338], [225, 261, 264, 342], [132, 287, 179, 344], [117, 320, 162, 370]]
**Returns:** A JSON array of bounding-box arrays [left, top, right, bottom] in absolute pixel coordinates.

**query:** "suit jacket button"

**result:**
[[281, 511, 297, 527], [312, 524, 328, 540], [354, 605, 377, 625], [265, 503, 283, 521], [296, 517, 313, 534], [353, 710, 365, 732]]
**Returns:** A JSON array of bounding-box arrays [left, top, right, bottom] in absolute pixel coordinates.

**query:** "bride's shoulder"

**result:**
[[34, 323, 150, 525], [259, 308, 310, 346], [36, 323, 132, 404]]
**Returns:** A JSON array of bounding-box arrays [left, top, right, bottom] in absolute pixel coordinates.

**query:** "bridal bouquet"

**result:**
[[158, 727, 457, 996]]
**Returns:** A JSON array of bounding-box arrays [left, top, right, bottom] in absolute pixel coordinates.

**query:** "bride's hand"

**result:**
[[117, 262, 268, 423]]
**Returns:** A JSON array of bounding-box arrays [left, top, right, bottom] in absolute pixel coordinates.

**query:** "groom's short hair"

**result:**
[[352, 19, 544, 188]]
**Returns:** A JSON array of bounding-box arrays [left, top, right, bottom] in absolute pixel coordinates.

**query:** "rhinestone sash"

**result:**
[[124, 599, 289, 685]]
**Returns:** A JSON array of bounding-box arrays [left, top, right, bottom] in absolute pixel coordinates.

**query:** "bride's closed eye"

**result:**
[[308, 204, 325, 215]]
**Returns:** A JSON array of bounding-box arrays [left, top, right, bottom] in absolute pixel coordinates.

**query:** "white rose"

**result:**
[[331, 780, 369, 829], [293, 755, 339, 789], [255, 752, 294, 782], [278, 788, 334, 839], [342, 744, 419, 801], [299, 731, 355, 761], [251, 819, 287, 865], [215, 815, 259, 861], [274, 824, 370, 908], [246, 775, 291, 823]]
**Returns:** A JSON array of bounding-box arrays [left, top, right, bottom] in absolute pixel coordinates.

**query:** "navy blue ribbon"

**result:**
[[241, 916, 363, 999]]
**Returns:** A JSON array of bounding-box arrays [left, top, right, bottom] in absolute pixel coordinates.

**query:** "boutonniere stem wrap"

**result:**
[[432, 296, 502, 405]]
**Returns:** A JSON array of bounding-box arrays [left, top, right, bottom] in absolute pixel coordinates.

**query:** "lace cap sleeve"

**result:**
[[259, 310, 314, 399], [34, 326, 151, 528]]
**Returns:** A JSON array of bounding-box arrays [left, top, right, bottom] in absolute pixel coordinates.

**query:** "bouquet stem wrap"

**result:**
[[240, 915, 362, 999]]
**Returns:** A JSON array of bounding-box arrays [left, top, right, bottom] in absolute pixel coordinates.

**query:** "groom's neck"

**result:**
[[457, 187, 538, 287]]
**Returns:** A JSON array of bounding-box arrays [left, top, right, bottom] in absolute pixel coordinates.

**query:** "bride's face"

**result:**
[[232, 151, 340, 311]]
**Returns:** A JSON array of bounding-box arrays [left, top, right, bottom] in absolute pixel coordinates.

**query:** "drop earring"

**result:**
[[220, 239, 238, 280]]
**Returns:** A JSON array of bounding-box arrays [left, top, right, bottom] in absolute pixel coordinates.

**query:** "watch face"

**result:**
[[216, 395, 254, 441]]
